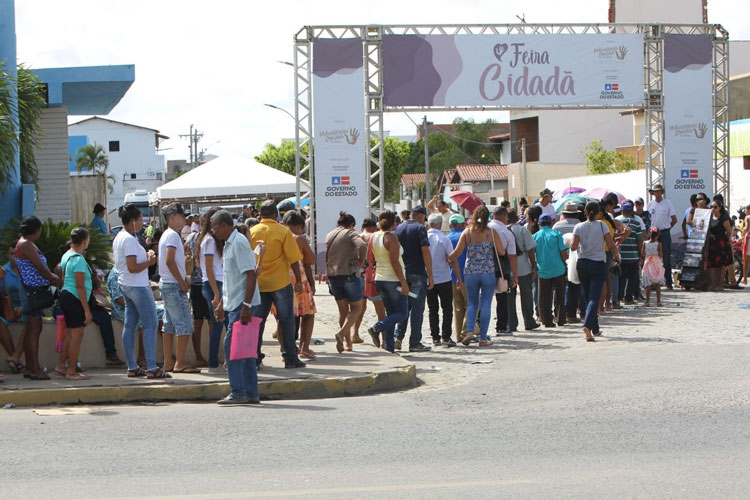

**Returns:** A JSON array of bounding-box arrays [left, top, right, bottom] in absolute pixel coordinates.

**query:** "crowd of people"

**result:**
[[1, 185, 748, 397]]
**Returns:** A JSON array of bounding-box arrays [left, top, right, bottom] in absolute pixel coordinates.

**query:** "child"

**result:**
[[642, 227, 665, 307]]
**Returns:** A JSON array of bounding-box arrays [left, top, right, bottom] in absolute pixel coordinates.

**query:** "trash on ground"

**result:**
[[471, 360, 494, 365], [427, 365, 440, 372], [3, 403, 16, 409], [738, 303, 750, 309], [312, 338, 326, 345], [33, 407, 93, 416]]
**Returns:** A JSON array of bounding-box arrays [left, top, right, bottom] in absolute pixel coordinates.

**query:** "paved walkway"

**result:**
[[0, 321, 416, 407]]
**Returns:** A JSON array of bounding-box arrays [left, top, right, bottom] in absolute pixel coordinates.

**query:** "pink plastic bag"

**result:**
[[230, 317, 261, 360], [54, 314, 67, 353]]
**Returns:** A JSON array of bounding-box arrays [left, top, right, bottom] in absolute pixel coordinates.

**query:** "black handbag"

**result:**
[[22, 284, 55, 311]]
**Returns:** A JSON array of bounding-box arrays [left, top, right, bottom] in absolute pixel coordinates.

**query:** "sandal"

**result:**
[[6, 359, 24, 374], [146, 368, 172, 379], [300, 350, 317, 360], [65, 373, 90, 381], [127, 368, 147, 378], [29, 372, 50, 380], [173, 367, 201, 374], [335, 333, 344, 353], [461, 334, 475, 346]]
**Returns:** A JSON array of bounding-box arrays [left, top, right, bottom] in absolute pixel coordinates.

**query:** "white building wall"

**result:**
[[69, 119, 166, 224], [512, 109, 634, 165]]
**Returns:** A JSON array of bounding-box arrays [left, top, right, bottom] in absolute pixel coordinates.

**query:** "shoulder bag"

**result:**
[[491, 231, 509, 294]]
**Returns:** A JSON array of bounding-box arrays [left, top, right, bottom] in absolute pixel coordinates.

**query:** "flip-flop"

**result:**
[[29, 372, 50, 380], [173, 367, 201, 373], [65, 374, 90, 381], [6, 359, 24, 374], [335, 333, 344, 353], [53, 369, 67, 377]]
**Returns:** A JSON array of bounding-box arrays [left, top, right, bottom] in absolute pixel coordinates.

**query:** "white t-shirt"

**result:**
[[199, 234, 224, 282], [647, 198, 676, 230], [537, 202, 556, 221], [159, 228, 186, 284], [113, 230, 149, 287], [488, 219, 517, 255]]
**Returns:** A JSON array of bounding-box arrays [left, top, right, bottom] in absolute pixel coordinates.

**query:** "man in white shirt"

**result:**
[[489, 207, 518, 335], [536, 188, 557, 223], [426, 214, 462, 347], [647, 184, 677, 288], [159, 203, 199, 373], [508, 209, 540, 331], [427, 195, 453, 233]]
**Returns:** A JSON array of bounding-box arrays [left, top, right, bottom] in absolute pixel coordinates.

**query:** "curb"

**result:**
[[0, 365, 417, 408]]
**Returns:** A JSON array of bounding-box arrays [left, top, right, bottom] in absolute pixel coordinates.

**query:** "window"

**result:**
[[156, 173, 163, 181], [744, 156, 750, 170], [130, 173, 137, 180], [109, 140, 120, 152]]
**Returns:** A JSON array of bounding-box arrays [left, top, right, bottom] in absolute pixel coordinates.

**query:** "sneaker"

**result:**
[[284, 358, 306, 369], [432, 338, 442, 346], [525, 323, 541, 331], [443, 339, 457, 347], [408, 343, 432, 352], [495, 329, 513, 337], [207, 366, 226, 374], [368, 327, 381, 348], [217, 395, 248, 406], [394, 339, 402, 351]]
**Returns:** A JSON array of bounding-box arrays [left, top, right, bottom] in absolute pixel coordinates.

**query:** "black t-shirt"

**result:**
[[395, 220, 429, 276], [709, 212, 730, 240]]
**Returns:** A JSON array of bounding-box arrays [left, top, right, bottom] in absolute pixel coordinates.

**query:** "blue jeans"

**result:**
[[252, 284, 298, 361], [464, 272, 496, 340], [160, 281, 193, 336], [577, 259, 607, 334], [223, 306, 258, 400], [611, 270, 620, 305], [394, 273, 427, 347], [202, 281, 227, 368], [120, 284, 159, 371], [374, 281, 408, 352]]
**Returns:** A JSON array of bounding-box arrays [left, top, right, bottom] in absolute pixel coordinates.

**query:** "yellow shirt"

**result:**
[[250, 218, 303, 293]]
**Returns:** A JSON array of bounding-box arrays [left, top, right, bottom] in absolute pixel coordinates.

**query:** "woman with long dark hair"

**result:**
[[570, 202, 621, 342], [706, 196, 733, 291], [196, 207, 226, 372], [14, 216, 61, 380], [450, 205, 506, 347], [112, 204, 168, 378]]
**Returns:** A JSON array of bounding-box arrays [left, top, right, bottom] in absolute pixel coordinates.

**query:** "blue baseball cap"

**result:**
[[539, 213, 553, 223]]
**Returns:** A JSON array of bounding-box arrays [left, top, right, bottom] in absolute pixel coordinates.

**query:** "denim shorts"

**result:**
[[328, 274, 364, 303], [160, 281, 194, 336]]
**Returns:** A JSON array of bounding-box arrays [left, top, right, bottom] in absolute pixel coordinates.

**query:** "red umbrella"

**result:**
[[449, 190, 484, 213]]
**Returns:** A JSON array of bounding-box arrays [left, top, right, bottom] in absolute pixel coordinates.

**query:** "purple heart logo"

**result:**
[[494, 43, 508, 62]]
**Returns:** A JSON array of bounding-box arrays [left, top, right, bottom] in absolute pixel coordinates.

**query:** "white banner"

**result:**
[[383, 34, 645, 107], [312, 38, 368, 269], [663, 34, 713, 238]]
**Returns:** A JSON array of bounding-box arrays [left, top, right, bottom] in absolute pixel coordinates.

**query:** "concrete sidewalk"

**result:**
[[0, 323, 417, 407]]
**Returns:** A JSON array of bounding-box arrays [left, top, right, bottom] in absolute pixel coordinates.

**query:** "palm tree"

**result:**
[[75, 143, 115, 194]]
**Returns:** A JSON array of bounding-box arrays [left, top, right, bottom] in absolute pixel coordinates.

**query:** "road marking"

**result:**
[[86, 479, 534, 499]]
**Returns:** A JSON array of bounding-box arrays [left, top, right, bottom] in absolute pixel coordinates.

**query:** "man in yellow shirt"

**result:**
[[250, 200, 305, 369]]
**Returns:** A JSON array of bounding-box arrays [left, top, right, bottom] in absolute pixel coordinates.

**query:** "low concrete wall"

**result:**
[[1, 319, 217, 373]]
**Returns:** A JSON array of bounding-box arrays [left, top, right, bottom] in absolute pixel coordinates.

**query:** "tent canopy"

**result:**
[[156, 153, 309, 202]]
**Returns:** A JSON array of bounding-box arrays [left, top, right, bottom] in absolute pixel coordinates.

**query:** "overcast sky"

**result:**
[[14, 0, 749, 162]]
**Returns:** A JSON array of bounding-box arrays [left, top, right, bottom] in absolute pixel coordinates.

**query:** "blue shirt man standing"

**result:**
[[533, 214, 569, 328], [211, 209, 261, 405], [91, 203, 109, 235]]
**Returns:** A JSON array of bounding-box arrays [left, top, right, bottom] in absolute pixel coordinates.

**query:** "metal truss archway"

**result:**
[[294, 23, 730, 255]]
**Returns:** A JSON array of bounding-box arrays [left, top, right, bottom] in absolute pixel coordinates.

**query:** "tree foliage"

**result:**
[[254, 140, 309, 178], [0, 64, 47, 194], [75, 143, 115, 193], [582, 139, 637, 175]]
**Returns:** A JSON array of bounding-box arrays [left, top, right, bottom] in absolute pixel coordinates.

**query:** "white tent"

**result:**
[[156, 153, 309, 202]]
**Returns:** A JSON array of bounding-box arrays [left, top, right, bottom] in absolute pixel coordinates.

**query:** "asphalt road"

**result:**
[[3, 334, 750, 499]]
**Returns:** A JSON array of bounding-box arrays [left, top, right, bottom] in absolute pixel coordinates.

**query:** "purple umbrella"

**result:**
[[553, 186, 585, 199], [581, 187, 627, 204]]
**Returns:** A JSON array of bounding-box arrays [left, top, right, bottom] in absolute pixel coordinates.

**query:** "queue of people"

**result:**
[[1, 186, 744, 393]]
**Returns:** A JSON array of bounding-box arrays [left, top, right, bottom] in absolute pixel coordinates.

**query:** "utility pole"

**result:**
[[520, 138, 527, 201], [423, 116, 430, 202], [179, 124, 203, 169]]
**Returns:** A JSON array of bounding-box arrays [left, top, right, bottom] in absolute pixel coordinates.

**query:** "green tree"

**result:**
[[582, 140, 637, 175], [0, 63, 47, 194], [254, 141, 309, 178], [75, 143, 115, 194]]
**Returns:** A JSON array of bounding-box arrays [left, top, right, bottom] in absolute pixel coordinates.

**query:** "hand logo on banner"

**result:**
[[694, 122, 708, 139], [616, 45, 628, 60], [345, 128, 360, 145]]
